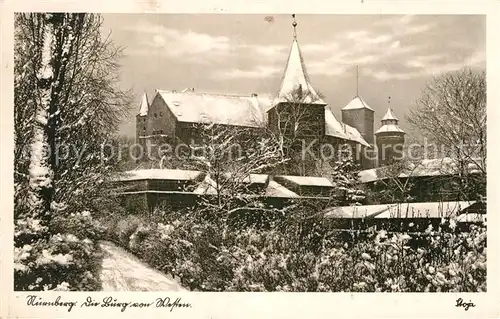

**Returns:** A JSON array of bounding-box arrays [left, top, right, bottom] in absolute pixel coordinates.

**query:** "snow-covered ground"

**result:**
[[99, 241, 187, 291]]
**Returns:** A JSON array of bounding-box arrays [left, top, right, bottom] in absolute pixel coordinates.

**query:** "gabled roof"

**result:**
[[157, 90, 267, 128], [274, 39, 326, 105], [341, 96, 374, 111], [138, 92, 149, 116]]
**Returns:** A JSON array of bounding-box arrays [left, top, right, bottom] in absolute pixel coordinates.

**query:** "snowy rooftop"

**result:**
[[323, 204, 392, 218], [375, 124, 405, 134], [274, 39, 326, 105], [325, 108, 348, 140], [325, 108, 370, 147], [341, 96, 374, 111], [114, 169, 203, 182], [323, 201, 477, 219], [277, 175, 334, 187], [265, 180, 300, 198], [373, 201, 475, 218], [381, 108, 399, 121], [157, 90, 268, 128], [375, 108, 404, 134], [223, 173, 269, 184], [358, 158, 484, 183], [343, 123, 371, 147]]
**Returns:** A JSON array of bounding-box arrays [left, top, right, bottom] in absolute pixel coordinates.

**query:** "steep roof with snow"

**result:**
[[381, 108, 399, 121], [343, 123, 371, 147], [274, 39, 326, 105], [138, 92, 149, 116], [324, 108, 370, 147], [157, 90, 268, 128], [375, 108, 405, 134], [324, 108, 349, 140], [341, 96, 374, 111]]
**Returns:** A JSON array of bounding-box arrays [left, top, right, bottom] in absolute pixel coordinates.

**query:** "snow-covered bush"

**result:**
[[14, 211, 102, 291], [109, 208, 486, 292]]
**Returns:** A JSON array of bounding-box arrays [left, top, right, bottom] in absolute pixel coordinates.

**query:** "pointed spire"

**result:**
[[274, 15, 325, 105], [139, 92, 149, 116], [375, 107, 405, 134], [382, 108, 399, 121]]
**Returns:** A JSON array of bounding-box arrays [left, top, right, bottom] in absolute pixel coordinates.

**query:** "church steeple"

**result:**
[[274, 14, 325, 105]]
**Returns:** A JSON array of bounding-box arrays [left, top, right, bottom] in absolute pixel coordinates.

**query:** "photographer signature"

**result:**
[[455, 298, 475, 311]]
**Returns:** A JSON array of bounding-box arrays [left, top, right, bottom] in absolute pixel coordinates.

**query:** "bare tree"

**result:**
[[407, 68, 486, 199]]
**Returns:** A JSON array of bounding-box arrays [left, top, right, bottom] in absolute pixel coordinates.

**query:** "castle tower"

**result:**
[[266, 14, 327, 175], [267, 14, 326, 140], [341, 67, 374, 145], [136, 92, 149, 144], [341, 67, 375, 168], [375, 107, 405, 167]]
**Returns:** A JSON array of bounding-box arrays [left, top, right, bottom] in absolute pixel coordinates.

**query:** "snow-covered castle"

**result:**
[[135, 17, 405, 171]]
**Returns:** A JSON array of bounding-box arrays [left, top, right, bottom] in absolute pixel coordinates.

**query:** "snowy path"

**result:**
[[99, 241, 187, 291]]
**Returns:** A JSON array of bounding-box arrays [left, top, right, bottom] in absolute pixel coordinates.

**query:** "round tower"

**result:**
[[375, 108, 405, 167]]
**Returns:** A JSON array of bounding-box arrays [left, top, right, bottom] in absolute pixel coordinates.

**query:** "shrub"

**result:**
[[14, 211, 103, 291], [106, 208, 487, 292]]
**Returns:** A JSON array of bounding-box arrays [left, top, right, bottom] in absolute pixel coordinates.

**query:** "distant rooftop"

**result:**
[[341, 96, 374, 112]]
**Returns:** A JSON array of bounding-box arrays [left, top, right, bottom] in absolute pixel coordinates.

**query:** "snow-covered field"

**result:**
[[99, 241, 187, 291]]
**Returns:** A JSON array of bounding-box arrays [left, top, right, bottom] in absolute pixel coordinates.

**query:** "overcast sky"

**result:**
[[100, 14, 486, 138]]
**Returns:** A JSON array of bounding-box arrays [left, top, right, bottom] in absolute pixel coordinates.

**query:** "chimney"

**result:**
[[251, 93, 258, 97], [172, 89, 177, 93]]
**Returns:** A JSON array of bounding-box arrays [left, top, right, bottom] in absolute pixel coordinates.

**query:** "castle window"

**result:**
[[143, 126, 146, 131], [160, 112, 163, 117], [154, 113, 157, 118]]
